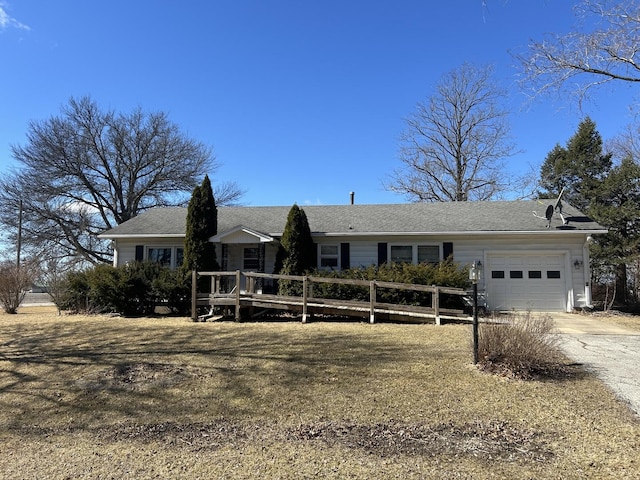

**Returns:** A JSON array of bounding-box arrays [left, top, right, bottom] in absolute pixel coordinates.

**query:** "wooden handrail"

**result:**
[[193, 270, 467, 325]]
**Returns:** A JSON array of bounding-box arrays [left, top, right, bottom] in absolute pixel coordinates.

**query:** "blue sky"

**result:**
[[0, 1, 637, 207]]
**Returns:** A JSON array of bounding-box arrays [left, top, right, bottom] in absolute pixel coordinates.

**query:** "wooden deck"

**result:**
[[192, 271, 471, 324]]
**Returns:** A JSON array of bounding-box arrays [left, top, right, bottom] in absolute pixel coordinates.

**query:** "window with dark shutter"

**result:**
[[378, 243, 388, 265], [443, 242, 453, 260], [340, 243, 350, 269]]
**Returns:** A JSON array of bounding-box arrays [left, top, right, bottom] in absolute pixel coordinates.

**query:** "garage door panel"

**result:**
[[487, 253, 566, 311], [510, 285, 529, 294]]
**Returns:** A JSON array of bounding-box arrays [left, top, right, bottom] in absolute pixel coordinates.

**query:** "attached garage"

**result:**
[[485, 252, 569, 311]]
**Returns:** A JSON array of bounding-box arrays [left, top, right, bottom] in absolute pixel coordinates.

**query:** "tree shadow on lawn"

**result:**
[[0, 319, 418, 426]]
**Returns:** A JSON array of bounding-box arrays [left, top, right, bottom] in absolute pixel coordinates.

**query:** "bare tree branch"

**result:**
[[385, 63, 517, 202], [515, 0, 640, 106], [0, 96, 242, 265]]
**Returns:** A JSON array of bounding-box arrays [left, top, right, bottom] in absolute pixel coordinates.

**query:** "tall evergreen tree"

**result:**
[[274, 204, 315, 275], [539, 144, 568, 196], [539, 117, 612, 212], [589, 157, 640, 305], [274, 205, 315, 296], [182, 175, 219, 274], [199, 175, 219, 271]]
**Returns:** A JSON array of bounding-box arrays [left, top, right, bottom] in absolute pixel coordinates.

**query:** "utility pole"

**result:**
[[16, 199, 23, 270]]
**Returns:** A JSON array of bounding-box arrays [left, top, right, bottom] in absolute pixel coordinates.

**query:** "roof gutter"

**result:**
[[311, 229, 608, 237], [98, 233, 186, 239]]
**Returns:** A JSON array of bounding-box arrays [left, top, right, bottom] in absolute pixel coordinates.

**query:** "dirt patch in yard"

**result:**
[[28, 418, 549, 463], [76, 362, 194, 392], [286, 419, 552, 462]]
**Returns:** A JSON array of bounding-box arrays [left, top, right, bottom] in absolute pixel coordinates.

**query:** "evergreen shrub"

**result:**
[[57, 262, 192, 316], [311, 260, 469, 308]]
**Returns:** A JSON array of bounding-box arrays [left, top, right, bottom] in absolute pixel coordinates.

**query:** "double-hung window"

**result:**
[[147, 247, 172, 267], [390, 244, 441, 265], [390, 245, 413, 263], [417, 245, 440, 264], [243, 247, 260, 270], [319, 245, 339, 269], [146, 246, 184, 269]]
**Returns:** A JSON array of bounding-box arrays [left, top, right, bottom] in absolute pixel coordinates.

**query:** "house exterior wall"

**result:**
[[112, 238, 185, 268], [316, 233, 592, 312], [112, 231, 592, 312]]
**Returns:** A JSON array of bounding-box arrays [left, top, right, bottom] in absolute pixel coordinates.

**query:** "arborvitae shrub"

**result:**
[[275, 205, 315, 296]]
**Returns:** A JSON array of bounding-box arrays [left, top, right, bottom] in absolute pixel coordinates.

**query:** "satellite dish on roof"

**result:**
[[533, 187, 568, 228]]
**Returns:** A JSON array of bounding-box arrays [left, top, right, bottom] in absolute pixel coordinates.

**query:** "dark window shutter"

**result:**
[[340, 243, 350, 270], [443, 242, 453, 260], [135, 245, 144, 262], [313, 242, 318, 268], [377, 242, 387, 265]]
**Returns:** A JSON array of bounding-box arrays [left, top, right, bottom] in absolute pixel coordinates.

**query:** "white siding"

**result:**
[[113, 231, 593, 312], [446, 233, 590, 311], [326, 233, 591, 312], [114, 241, 136, 267], [113, 238, 184, 267]]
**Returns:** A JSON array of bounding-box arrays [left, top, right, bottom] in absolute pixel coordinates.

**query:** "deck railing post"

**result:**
[[302, 276, 308, 323], [433, 285, 441, 325], [191, 269, 197, 321], [235, 270, 241, 321], [369, 281, 376, 324]]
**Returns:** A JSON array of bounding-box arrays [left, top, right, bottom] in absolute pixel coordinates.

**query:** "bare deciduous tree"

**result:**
[[0, 96, 243, 265], [0, 260, 39, 314], [386, 63, 517, 202], [515, 0, 640, 105]]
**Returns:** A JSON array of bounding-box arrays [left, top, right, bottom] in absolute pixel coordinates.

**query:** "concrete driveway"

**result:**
[[552, 313, 640, 417]]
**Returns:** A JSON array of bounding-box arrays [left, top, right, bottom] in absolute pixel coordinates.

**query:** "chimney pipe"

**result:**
[[350, 191, 354, 205]]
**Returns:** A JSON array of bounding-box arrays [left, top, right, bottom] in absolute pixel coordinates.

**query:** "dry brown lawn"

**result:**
[[588, 310, 640, 332], [0, 306, 638, 479]]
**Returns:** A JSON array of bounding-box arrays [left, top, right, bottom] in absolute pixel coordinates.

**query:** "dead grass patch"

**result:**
[[0, 307, 638, 479], [587, 310, 640, 332]]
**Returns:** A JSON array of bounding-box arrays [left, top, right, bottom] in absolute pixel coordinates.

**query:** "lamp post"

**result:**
[[469, 260, 483, 364]]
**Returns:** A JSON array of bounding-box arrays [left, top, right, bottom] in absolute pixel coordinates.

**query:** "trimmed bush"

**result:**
[[57, 270, 91, 313], [152, 268, 191, 315], [311, 260, 469, 307], [57, 262, 192, 316], [477, 312, 564, 379]]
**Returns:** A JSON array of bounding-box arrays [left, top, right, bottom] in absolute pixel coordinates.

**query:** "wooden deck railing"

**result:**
[[191, 270, 468, 324]]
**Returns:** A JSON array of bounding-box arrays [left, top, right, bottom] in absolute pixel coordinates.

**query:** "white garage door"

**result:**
[[486, 253, 567, 311]]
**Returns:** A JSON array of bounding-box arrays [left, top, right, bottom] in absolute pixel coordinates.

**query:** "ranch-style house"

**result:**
[[99, 200, 606, 313]]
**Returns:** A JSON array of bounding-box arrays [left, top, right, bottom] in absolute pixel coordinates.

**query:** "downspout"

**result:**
[[112, 240, 119, 267], [583, 235, 593, 308]]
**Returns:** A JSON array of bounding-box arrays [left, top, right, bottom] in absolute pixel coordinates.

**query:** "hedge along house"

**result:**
[[99, 200, 606, 312]]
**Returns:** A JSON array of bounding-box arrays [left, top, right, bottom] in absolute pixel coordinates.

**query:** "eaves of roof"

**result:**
[[98, 201, 608, 239]]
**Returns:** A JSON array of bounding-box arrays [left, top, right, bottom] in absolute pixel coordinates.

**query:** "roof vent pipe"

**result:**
[[350, 191, 354, 205]]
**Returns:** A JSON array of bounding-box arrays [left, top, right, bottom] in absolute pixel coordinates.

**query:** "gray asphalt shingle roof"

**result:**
[[100, 200, 606, 239]]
